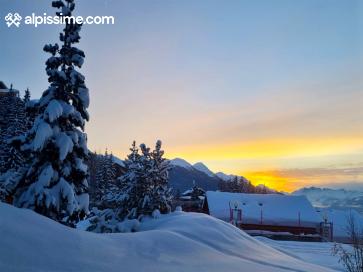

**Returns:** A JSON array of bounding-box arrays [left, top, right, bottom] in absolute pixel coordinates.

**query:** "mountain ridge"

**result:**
[[292, 186, 363, 213]]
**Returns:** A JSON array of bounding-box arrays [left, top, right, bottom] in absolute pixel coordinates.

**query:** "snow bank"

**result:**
[[255, 237, 344, 271], [206, 191, 322, 227], [0, 203, 334, 272]]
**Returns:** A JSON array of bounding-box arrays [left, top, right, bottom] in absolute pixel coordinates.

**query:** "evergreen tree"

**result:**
[[23, 88, 31, 103], [105, 151, 116, 184], [93, 154, 106, 205], [94, 150, 117, 207], [149, 140, 172, 213], [88, 141, 172, 232], [120, 141, 172, 219], [0, 94, 26, 174], [5, 0, 90, 223], [22, 88, 37, 130], [116, 141, 145, 219], [87, 151, 99, 207]]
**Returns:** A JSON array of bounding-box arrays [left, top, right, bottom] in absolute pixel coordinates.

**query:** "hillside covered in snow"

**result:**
[[0, 203, 336, 272]]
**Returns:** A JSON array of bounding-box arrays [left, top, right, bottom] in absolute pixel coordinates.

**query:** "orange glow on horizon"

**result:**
[[163, 136, 363, 193], [243, 171, 299, 193]]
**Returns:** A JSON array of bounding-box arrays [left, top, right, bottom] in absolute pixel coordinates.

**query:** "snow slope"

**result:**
[[255, 237, 344, 271], [0, 203, 334, 272]]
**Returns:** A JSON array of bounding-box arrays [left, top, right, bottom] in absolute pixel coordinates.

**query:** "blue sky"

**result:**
[[1, 0, 362, 191]]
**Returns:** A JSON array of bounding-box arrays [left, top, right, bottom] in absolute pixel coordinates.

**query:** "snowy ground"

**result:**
[[0, 203, 339, 272], [256, 237, 344, 271]]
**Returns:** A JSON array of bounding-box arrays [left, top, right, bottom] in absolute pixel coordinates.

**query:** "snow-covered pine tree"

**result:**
[[87, 151, 98, 207], [88, 141, 172, 232], [0, 94, 26, 174], [93, 153, 105, 206], [87, 142, 141, 232], [6, 0, 90, 223], [121, 141, 172, 219], [23, 90, 39, 132], [116, 141, 144, 219], [136, 143, 155, 216], [149, 140, 172, 214], [93, 150, 117, 208], [0, 91, 28, 202], [105, 151, 116, 184]]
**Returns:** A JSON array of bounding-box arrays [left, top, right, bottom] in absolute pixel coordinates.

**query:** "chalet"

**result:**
[[0, 81, 19, 98], [173, 186, 206, 212], [203, 191, 332, 241]]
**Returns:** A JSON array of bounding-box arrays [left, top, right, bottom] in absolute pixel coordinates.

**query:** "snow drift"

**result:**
[[0, 203, 334, 272]]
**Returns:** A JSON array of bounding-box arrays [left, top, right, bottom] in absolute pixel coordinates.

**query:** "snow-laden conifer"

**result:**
[[149, 140, 172, 214], [4, 0, 90, 223], [94, 150, 117, 207], [120, 141, 172, 219]]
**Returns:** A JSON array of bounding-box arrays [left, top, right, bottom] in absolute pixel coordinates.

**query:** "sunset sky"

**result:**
[[1, 0, 362, 192]]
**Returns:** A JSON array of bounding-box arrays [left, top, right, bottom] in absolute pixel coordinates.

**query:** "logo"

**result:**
[[4, 12, 115, 28], [5, 13, 22, 27]]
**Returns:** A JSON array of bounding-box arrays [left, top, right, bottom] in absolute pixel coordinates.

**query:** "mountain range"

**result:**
[[112, 155, 273, 194], [113, 155, 363, 211], [112, 155, 363, 213], [168, 158, 224, 193], [169, 158, 251, 193], [292, 187, 363, 213]]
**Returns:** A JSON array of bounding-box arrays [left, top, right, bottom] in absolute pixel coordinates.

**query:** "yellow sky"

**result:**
[[165, 136, 363, 192], [167, 136, 363, 162]]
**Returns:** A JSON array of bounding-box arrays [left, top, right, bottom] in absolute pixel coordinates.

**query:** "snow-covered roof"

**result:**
[[0, 84, 19, 96], [0, 81, 7, 89], [206, 191, 322, 227], [182, 189, 193, 196], [112, 156, 125, 167]]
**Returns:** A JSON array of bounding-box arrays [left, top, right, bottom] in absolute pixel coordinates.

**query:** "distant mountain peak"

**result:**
[[170, 158, 193, 169], [193, 162, 215, 177]]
